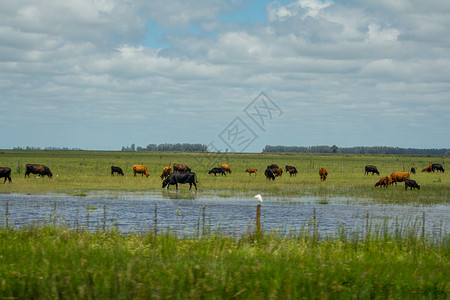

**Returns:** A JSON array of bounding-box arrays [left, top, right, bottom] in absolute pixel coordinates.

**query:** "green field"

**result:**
[[0, 150, 448, 204]]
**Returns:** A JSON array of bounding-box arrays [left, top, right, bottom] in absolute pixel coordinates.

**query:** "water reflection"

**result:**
[[0, 192, 448, 239]]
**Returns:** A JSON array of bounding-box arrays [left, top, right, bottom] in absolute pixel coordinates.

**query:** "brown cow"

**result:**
[[422, 164, 433, 172], [245, 168, 257, 176], [133, 165, 149, 177], [285, 165, 298, 176], [274, 168, 283, 177], [375, 176, 389, 188], [0, 167, 12, 183], [160, 166, 172, 180], [173, 163, 191, 173], [25, 164, 52, 178], [389, 172, 410, 185], [220, 164, 232, 173], [319, 168, 328, 181]]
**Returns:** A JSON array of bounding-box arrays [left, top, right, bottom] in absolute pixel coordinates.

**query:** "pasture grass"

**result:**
[[0, 150, 448, 204], [0, 224, 448, 299]]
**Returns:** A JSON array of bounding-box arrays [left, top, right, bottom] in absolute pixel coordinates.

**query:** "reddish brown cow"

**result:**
[[133, 165, 149, 177], [319, 168, 328, 181], [220, 164, 232, 174], [375, 176, 389, 188], [422, 164, 433, 172], [245, 168, 257, 176], [274, 168, 283, 177], [160, 166, 172, 180], [389, 172, 410, 185]]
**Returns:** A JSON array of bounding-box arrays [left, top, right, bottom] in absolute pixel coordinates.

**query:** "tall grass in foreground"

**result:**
[[0, 225, 448, 299]]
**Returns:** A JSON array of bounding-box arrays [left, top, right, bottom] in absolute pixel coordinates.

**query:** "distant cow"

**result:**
[[245, 168, 257, 176], [422, 164, 433, 172], [405, 179, 420, 190], [365, 165, 380, 175], [25, 164, 52, 178], [375, 176, 389, 188], [173, 163, 191, 173], [431, 164, 445, 173], [285, 165, 298, 177], [133, 165, 149, 177], [209, 167, 226, 176], [0, 167, 12, 183], [410, 167, 416, 174], [264, 167, 275, 180], [274, 168, 283, 177], [319, 168, 328, 181], [220, 164, 232, 174], [162, 172, 197, 190], [389, 172, 410, 185], [160, 166, 172, 180], [111, 166, 124, 176], [268, 164, 279, 172]]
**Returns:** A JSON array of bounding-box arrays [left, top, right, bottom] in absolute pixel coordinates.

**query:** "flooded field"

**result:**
[[0, 192, 448, 238]]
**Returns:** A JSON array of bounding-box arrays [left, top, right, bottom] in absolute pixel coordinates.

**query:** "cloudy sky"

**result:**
[[1, 0, 449, 152]]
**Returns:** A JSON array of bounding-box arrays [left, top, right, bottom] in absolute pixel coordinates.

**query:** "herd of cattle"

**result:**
[[0, 162, 445, 191]]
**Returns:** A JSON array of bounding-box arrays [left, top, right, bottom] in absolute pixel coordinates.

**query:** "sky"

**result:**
[[1, 0, 449, 152]]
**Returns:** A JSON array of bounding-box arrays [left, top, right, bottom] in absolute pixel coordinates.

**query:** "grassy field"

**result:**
[[0, 150, 448, 204], [0, 224, 448, 299]]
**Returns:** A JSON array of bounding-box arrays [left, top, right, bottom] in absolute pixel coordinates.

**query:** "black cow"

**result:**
[[365, 165, 380, 175], [25, 164, 52, 178], [265, 167, 275, 180], [285, 165, 298, 177], [431, 164, 445, 173], [162, 172, 198, 190], [208, 167, 226, 176], [111, 166, 124, 176], [405, 179, 420, 190], [410, 167, 416, 174], [0, 167, 12, 183], [268, 164, 279, 172]]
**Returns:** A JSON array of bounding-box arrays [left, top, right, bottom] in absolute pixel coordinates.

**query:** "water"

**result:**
[[0, 192, 448, 238]]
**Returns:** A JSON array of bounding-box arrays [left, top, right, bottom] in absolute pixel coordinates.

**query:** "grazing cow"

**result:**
[[319, 168, 328, 181], [25, 164, 52, 178], [365, 165, 380, 175], [173, 163, 191, 173], [389, 172, 410, 185], [274, 168, 283, 177], [410, 167, 416, 174], [422, 164, 433, 172], [268, 164, 279, 172], [245, 168, 257, 176], [133, 165, 149, 177], [285, 165, 298, 177], [160, 166, 172, 180], [264, 167, 275, 180], [405, 179, 420, 190], [375, 176, 389, 188], [111, 166, 124, 176], [431, 164, 445, 173], [162, 172, 197, 190], [220, 164, 232, 174], [0, 167, 12, 183], [209, 167, 226, 176]]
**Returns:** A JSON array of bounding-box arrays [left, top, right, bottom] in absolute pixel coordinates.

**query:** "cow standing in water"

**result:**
[[0, 167, 12, 183], [25, 164, 52, 178]]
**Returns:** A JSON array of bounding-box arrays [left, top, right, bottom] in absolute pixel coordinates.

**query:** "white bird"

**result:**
[[254, 194, 263, 202]]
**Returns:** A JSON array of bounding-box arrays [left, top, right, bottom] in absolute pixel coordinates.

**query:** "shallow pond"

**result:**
[[0, 191, 448, 239]]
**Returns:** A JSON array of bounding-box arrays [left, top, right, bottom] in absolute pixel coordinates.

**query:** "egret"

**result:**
[[254, 194, 263, 202]]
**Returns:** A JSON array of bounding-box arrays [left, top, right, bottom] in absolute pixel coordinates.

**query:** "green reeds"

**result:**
[[0, 223, 448, 299]]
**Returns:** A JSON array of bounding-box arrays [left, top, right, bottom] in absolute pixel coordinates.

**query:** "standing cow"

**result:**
[[264, 167, 275, 180], [389, 172, 410, 185], [160, 166, 172, 180], [285, 165, 298, 177], [111, 166, 124, 176], [375, 176, 389, 188], [365, 165, 380, 175], [133, 165, 149, 177], [245, 168, 257, 176], [405, 179, 420, 190], [431, 164, 445, 172], [25, 164, 52, 178], [173, 163, 191, 173], [0, 167, 12, 183], [162, 172, 198, 190], [319, 168, 328, 181], [220, 164, 232, 174]]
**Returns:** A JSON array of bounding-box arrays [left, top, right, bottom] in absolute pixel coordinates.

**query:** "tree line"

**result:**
[[121, 143, 208, 152], [262, 145, 450, 155]]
